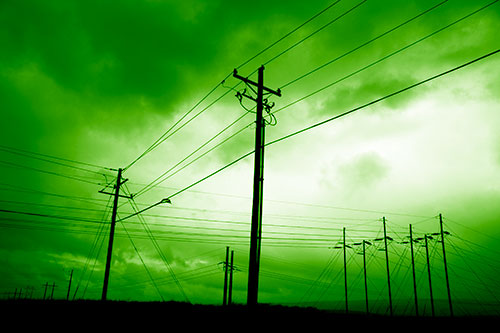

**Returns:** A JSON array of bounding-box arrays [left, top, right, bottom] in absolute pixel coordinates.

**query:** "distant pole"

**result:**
[[43, 282, 48, 300], [102, 168, 123, 301], [343, 227, 348, 314], [439, 213, 453, 316], [50, 282, 56, 300], [228, 250, 234, 305], [409, 224, 419, 316], [233, 66, 281, 306], [425, 234, 435, 317], [363, 240, 369, 314], [67, 269, 73, 301], [382, 217, 393, 316], [223, 246, 229, 306]]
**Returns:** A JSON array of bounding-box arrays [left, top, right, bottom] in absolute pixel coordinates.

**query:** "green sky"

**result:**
[[1, 0, 500, 315]]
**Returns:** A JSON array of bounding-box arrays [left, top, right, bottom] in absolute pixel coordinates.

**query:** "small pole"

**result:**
[[43, 282, 48, 300], [425, 234, 435, 317], [363, 240, 369, 314], [50, 282, 56, 300], [439, 213, 453, 316], [409, 224, 419, 316], [343, 227, 348, 314], [223, 246, 229, 306], [67, 269, 74, 301], [228, 250, 234, 305], [383, 217, 393, 316]]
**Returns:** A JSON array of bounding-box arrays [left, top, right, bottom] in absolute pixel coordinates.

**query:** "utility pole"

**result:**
[[228, 250, 234, 305], [424, 234, 435, 317], [439, 213, 453, 316], [223, 246, 229, 306], [66, 269, 73, 301], [43, 282, 49, 300], [233, 66, 281, 306], [409, 224, 419, 317], [101, 168, 131, 301], [382, 217, 393, 316], [343, 227, 348, 314], [50, 282, 56, 300], [362, 240, 370, 314]]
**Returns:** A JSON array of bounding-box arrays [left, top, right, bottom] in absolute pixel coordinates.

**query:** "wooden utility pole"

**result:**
[[228, 250, 234, 305], [424, 234, 435, 317], [233, 66, 281, 306], [43, 282, 48, 300], [343, 227, 348, 314], [382, 217, 393, 316], [409, 224, 419, 316], [223, 246, 229, 306], [50, 282, 56, 300], [439, 213, 453, 316], [362, 240, 370, 314], [101, 168, 131, 301], [66, 269, 73, 301]]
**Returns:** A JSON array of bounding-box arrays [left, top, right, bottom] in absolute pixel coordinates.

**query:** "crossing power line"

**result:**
[[151, 49, 499, 207], [122, 0, 347, 172]]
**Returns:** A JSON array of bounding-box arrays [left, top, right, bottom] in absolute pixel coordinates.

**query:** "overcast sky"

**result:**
[[1, 0, 499, 314]]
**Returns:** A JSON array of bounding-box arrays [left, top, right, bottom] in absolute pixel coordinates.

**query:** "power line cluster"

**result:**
[[1, 0, 499, 314]]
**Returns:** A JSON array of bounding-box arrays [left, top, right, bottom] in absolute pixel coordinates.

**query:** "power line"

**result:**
[[262, 0, 367, 67], [265, 48, 500, 147], [0, 144, 114, 171], [0, 160, 104, 186], [123, 71, 233, 172], [123, 0, 343, 172], [0, 146, 113, 175], [140, 0, 495, 202], [273, 0, 498, 114], [133, 110, 252, 198], [159, 49, 499, 204], [124, 187, 190, 303], [235, 0, 342, 70], [279, 0, 449, 89]]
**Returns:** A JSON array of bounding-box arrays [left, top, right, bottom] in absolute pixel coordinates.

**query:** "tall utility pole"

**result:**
[[362, 240, 370, 314], [343, 227, 348, 314], [228, 250, 234, 305], [382, 217, 393, 316], [223, 246, 229, 306], [439, 213, 453, 316], [409, 225, 419, 317], [101, 168, 130, 301], [424, 234, 435, 317], [233, 66, 281, 306]]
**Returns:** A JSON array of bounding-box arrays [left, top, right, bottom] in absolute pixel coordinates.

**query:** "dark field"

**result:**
[[2, 300, 497, 329]]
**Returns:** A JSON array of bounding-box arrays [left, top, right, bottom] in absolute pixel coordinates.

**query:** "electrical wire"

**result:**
[[279, 0, 449, 89], [0, 160, 104, 186], [273, 0, 499, 115], [0, 144, 114, 171], [158, 48, 500, 204], [133, 110, 252, 198], [262, 0, 367, 67], [123, 0, 344, 172], [235, 0, 342, 70]]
